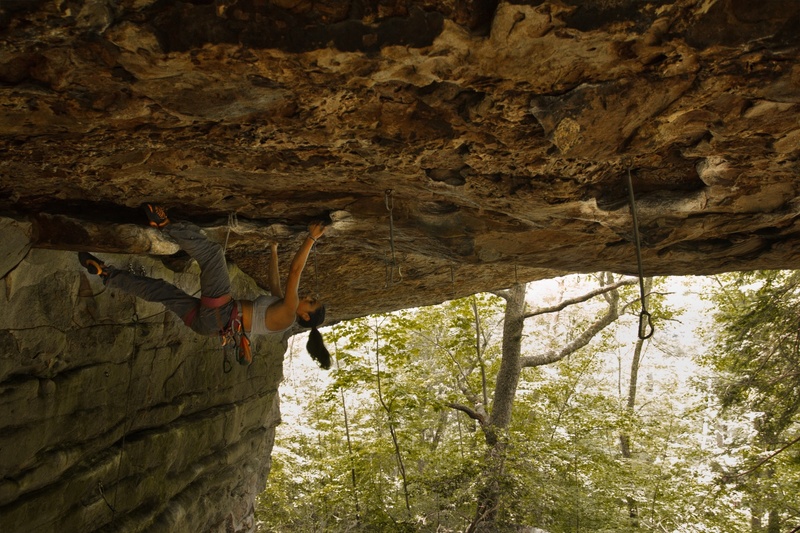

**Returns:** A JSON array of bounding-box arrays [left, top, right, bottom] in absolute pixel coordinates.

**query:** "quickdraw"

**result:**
[[384, 189, 402, 287], [220, 314, 251, 373], [624, 162, 654, 340]]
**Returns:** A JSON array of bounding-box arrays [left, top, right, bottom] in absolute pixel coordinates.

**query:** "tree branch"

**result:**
[[732, 432, 800, 479], [447, 402, 486, 425], [523, 278, 637, 319], [490, 289, 510, 300], [521, 289, 622, 368]]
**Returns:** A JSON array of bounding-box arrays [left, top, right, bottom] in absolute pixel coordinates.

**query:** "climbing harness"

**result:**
[[384, 189, 402, 287], [221, 314, 251, 371], [227, 301, 252, 366], [182, 294, 252, 371], [625, 163, 654, 340]]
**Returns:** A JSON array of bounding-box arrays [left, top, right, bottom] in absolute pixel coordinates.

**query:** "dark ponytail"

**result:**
[[298, 305, 331, 370]]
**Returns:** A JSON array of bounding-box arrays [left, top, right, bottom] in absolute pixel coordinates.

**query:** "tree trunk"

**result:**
[[374, 322, 411, 517], [489, 283, 527, 432], [463, 278, 630, 532], [469, 441, 508, 533], [470, 283, 526, 531], [619, 336, 644, 526], [766, 509, 780, 533], [751, 506, 763, 533], [618, 277, 651, 528], [337, 359, 361, 523]]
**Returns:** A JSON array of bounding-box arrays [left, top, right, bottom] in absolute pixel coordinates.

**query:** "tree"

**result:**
[[450, 274, 638, 531], [258, 274, 745, 532], [702, 270, 800, 533]]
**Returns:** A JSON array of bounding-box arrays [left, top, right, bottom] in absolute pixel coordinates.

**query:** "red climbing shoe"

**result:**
[[78, 252, 110, 280], [143, 203, 170, 228]]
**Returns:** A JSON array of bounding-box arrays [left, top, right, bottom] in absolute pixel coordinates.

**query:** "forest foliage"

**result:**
[[256, 272, 800, 533]]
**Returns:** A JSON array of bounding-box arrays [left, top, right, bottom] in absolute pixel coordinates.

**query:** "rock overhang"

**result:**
[[1, 0, 799, 324]]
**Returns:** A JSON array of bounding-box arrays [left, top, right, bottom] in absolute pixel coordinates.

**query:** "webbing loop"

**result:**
[[625, 164, 654, 340], [384, 189, 401, 286], [222, 213, 237, 256]]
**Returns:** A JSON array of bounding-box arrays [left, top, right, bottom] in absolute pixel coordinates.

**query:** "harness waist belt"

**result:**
[[181, 294, 234, 328], [200, 294, 232, 308]]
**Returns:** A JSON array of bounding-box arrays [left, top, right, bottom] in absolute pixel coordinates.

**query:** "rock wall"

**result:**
[[1, 1, 800, 531], [0, 219, 285, 532]]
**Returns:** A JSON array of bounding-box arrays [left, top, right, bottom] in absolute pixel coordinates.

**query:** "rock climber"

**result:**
[[78, 204, 331, 369]]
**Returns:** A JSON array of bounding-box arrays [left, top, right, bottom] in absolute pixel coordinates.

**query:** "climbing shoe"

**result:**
[[143, 203, 170, 228], [78, 252, 110, 281]]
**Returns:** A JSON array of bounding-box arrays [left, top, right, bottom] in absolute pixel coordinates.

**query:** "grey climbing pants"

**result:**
[[106, 221, 235, 336]]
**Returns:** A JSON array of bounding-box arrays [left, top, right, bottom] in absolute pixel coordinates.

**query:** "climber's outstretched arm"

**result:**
[[268, 243, 282, 298]]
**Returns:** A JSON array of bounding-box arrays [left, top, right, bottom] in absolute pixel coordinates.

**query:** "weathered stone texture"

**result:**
[[1, 0, 799, 531], [2, 0, 800, 321]]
